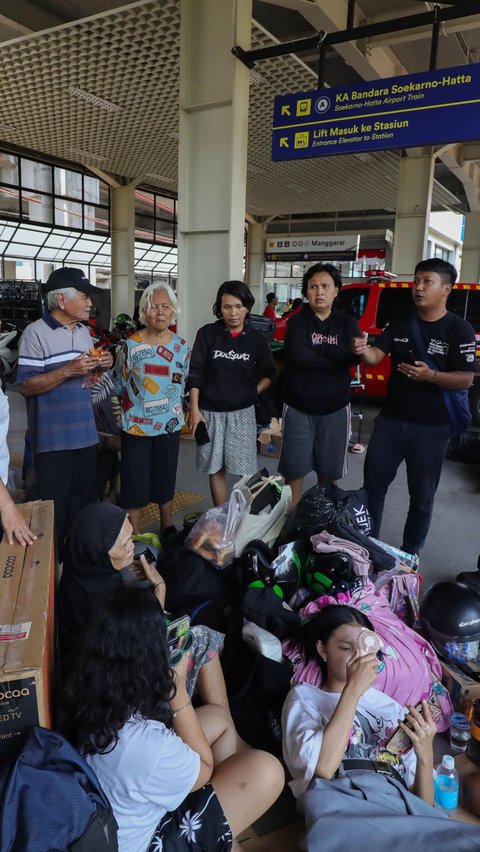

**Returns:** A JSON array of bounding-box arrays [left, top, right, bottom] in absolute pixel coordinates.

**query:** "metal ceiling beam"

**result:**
[[429, 3, 440, 70], [460, 143, 480, 164], [435, 143, 480, 212], [0, 1, 61, 34], [253, 0, 407, 81], [0, 15, 32, 36], [309, 0, 408, 79], [327, 1, 480, 45], [365, 5, 480, 46], [368, 18, 480, 47], [233, 32, 324, 66], [236, 1, 480, 62]]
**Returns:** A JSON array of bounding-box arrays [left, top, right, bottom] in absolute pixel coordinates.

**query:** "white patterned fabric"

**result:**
[[196, 406, 257, 476]]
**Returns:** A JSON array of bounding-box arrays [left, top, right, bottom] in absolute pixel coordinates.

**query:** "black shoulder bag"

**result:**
[[410, 314, 471, 436]]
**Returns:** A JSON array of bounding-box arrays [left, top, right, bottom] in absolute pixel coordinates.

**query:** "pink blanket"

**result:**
[[282, 580, 452, 731]]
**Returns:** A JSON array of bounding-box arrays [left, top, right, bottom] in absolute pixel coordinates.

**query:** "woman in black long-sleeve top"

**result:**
[[188, 280, 276, 506], [279, 264, 360, 507]]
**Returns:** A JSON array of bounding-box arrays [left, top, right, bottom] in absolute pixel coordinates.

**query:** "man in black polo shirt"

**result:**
[[352, 258, 475, 554]]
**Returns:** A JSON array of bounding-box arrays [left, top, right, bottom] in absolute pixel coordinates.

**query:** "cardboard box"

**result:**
[[259, 434, 281, 459], [0, 500, 55, 762], [258, 418, 282, 459], [441, 659, 480, 713]]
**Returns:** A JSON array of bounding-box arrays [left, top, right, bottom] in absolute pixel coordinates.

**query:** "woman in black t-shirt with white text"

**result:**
[[188, 281, 276, 506]]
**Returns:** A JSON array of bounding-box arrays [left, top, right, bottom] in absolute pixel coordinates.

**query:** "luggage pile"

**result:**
[[158, 472, 443, 753]]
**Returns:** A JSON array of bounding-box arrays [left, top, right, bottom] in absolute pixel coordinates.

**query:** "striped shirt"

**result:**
[[17, 312, 98, 454]]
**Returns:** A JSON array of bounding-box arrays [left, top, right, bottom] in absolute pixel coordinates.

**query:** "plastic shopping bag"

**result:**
[[234, 485, 292, 557], [185, 489, 247, 569], [294, 483, 372, 538]]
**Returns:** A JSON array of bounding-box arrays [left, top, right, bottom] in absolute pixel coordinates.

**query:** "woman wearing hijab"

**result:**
[[58, 503, 231, 713], [58, 502, 129, 662]]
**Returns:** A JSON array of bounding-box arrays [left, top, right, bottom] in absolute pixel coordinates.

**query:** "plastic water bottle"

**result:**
[[434, 754, 459, 818]]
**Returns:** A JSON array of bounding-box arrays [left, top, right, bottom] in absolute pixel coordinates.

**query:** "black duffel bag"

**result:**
[[158, 546, 236, 631]]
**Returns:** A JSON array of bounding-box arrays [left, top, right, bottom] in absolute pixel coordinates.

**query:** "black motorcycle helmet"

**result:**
[[237, 539, 302, 601], [237, 540, 276, 589], [304, 550, 354, 597], [114, 313, 136, 335], [420, 580, 480, 663]]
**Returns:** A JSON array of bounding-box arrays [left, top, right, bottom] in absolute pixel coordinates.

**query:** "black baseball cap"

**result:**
[[43, 267, 102, 295]]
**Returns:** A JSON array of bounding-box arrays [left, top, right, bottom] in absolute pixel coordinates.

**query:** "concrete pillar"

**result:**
[[391, 153, 434, 277], [246, 222, 265, 312], [177, 0, 252, 343], [460, 212, 480, 282], [110, 186, 136, 320]]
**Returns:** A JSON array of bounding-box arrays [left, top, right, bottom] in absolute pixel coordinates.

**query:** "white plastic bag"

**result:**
[[234, 485, 292, 557]]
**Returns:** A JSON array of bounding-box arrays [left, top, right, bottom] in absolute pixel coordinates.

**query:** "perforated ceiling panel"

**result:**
[[0, 0, 181, 188], [0, 0, 461, 216]]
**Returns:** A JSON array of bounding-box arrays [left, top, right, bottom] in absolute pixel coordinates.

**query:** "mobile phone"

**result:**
[[167, 615, 191, 651], [392, 348, 416, 367], [385, 693, 442, 756], [120, 563, 150, 588], [401, 350, 416, 366], [134, 546, 156, 566], [120, 546, 156, 588], [194, 421, 210, 446]]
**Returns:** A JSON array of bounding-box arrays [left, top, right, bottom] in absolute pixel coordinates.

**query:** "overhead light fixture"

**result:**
[[145, 172, 175, 183], [145, 173, 176, 183], [69, 148, 106, 163], [247, 163, 267, 175], [354, 152, 374, 163], [286, 182, 307, 194], [67, 88, 122, 113], [249, 70, 265, 86]]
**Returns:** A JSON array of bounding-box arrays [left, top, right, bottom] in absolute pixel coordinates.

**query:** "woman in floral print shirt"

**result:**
[[113, 283, 189, 537]]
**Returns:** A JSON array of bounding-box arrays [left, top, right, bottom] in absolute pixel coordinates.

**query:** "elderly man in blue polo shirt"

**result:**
[[17, 268, 113, 557]]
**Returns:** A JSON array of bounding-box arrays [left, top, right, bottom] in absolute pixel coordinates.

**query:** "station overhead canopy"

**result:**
[[0, 0, 478, 220]]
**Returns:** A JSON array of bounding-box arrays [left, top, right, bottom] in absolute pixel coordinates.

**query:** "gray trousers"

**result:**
[[299, 771, 480, 852]]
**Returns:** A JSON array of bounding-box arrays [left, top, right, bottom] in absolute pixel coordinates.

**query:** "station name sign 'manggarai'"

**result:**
[[272, 64, 480, 161]]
